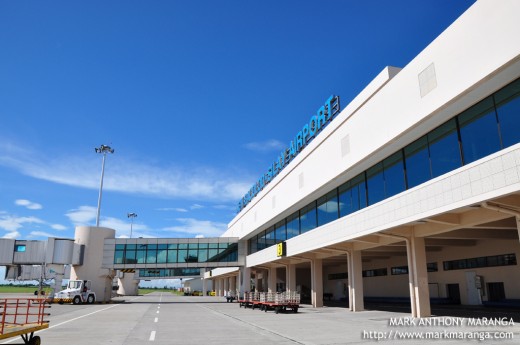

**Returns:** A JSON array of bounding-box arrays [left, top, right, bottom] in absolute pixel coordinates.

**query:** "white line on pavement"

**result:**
[[149, 331, 156, 341]]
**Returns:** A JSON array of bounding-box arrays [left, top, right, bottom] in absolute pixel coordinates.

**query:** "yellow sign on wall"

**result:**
[[276, 242, 286, 257]]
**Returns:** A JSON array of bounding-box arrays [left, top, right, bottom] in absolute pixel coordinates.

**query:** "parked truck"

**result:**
[[53, 280, 96, 305]]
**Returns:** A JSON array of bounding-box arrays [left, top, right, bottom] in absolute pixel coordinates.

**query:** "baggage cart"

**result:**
[[0, 298, 50, 345]]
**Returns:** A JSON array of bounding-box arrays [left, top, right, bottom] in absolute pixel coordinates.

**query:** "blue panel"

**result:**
[[404, 136, 431, 189], [495, 79, 520, 148], [428, 119, 461, 178]]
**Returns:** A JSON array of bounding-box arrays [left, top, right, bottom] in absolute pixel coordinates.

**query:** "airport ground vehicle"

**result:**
[[53, 280, 96, 305], [238, 292, 300, 313], [0, 298, 50, 345]]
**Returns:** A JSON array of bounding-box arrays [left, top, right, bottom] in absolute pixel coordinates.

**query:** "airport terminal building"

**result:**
[[1, 0, 519, 319], [210, 0, 520, 317]]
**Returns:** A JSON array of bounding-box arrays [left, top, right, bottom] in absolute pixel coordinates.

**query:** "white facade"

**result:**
[[214, 0, 520, 317]]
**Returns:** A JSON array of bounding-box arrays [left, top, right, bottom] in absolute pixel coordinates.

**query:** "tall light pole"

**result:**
[[127, 212, 137, 238], [94, 144, 114, 227]]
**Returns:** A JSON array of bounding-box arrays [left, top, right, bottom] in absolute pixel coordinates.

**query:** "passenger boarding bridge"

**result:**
[[0, 226, 244, 301]]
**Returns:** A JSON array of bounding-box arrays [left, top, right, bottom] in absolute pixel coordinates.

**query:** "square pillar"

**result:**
[[254, 271, 259, 292], [311, 258, 323, 308], [286, 264, 296, 293], [268, 267, 277, 292], [410, 235, 431, 317], [239, 266, 251, 295], [516, 216, 520, 243], [224, 277, 229, 295], [349, 250, 364, 311]]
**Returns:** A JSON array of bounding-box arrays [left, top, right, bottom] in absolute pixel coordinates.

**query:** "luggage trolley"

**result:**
[[0, 298, 50, 345], [260, 292, 300, 314]]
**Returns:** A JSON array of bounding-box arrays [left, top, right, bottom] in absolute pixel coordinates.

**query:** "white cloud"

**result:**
[[0, 215, 45, 232], [65, 206, 97, 225], [2, 231, 21, 239], [190, 204, 204, 210], [15, 199, 43, 210], [212, 204, 235, 211], [163, 218, 227, 237], [28, 231, 56, 238], [0, 140, 251, 202], [244, 139, 285, 153], [157, 207, 188, 213], [65, 206, 152, 238], [51, 224, 67, 231], [195, 234, 205, 238]]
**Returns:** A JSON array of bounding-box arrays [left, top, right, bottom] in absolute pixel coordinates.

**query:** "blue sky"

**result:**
[[0, 0, 476, 241]]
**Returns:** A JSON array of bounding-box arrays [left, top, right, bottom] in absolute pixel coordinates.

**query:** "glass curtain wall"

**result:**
[[248, 78, 520, 254]]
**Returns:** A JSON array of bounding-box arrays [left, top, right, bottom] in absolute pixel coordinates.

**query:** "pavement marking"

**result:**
[[149, 330, 156, 341], [156, 310, 160, 314], [154, 317, 158, 323], [198, 304, 305, 345]]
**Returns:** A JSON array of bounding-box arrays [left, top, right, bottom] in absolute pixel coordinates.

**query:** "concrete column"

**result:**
[[268, 267, 277, 293], [349, 250, 364, 311], [239, 266, 251, 295], [254, 271, 259, 292], [224, 277, 229, 295], [117, 272, 139, 296], [311, 258, 323, 308], [516, 216, 520, 243], [218, 278, 224, 296], [72, 226, 116, 303], [286, 264, 296, 293], [410, 235, 431, 317], [202, 278, 208, 296], [231, 275, 236, 291]]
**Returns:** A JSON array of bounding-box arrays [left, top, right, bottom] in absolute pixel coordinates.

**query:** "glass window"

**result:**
[[249, 237, 258, 254], [495, 79, 520, 148], [274, 220, 286, 243], [317, 189, 339, 226], [208, 249, 219, 261], [187, 249, 198, 262], [459, 97, 500, 164], [391, 266, 408, 275], [338, 173, 366, 217], [198, 248, 208, 262], [126, 244, 137, 250], [428, 119, 461, 178], [136, 249, 146, 264], [257, 232, 266, 250], [286, 211, 300, 239], [367, 162, 385, 205], [115, 244, 125, 250], [178, 249, 188, 262], [404, 136, 431, 189], [168, 244, 177, 250], [114, 251, 124, 264], [167, 249, 177, 263], [157, 249, 167, 263], [146, 250, 157, 264], [265, 228, 276, 248], [300, 201, 317, 234], [383, 151, 405, 197], [125, 250, 136, 264], [178, 243, 188, 250]]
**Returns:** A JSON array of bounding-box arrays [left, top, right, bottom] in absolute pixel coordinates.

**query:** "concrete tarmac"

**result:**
[[1, 292, 519, 344]]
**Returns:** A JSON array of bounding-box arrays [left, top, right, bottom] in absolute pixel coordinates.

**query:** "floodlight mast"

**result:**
[[127, 212, 137, 238], [94, 145, 114, 227]]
